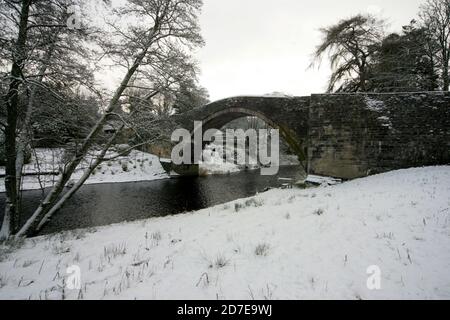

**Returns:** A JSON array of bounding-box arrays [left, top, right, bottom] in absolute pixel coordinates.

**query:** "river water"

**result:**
[[0, 166, 304, 235]]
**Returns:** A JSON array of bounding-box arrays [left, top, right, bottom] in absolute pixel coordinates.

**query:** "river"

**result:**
[[0, 166, 304, 235]]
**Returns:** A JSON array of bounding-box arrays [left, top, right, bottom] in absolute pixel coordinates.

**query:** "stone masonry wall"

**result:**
[[308, 92, 450, 179]]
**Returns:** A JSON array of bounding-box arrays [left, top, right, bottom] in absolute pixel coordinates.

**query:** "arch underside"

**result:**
[[201, 108, 279, 131], [195, 107, 308, 167]]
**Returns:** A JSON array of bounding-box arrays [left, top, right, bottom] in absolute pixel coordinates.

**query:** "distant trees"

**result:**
[[31, 90, 100, 147], [311, 14, 385, 92], [419, 0, 450, 91], [369, 21, 438, 92], [313, 0, 450, 93], [173, 79, 210, 114]]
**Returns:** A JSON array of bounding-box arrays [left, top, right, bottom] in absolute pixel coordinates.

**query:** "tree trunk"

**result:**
[[443, 63, 449, 91], [15, 46, 151, 238], [15, 88, 35, 192], [35, 125, 125, 232], [0, 0, 32, 240]]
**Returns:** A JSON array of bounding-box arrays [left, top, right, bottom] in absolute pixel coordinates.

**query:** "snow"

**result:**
[[305, 175, 342, 186], [365, 97, 386, 112], [199, 144, 241, 175], [0, 149, 168, 192], [199, 141, 300, 175], [263, 92, 294, 98], [363, 98, 394, 129], [1, 166, 449, 300], [377, 116, 393, 129]]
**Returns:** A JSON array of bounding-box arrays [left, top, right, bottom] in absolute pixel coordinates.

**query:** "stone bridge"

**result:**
[[169, 92, 450, 179]]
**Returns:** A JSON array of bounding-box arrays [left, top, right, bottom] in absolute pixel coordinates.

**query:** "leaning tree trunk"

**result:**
[[15, 43, 152, 238], [35, 124, 126, 231], [1, 0, 32, 240], [35, 121, 159, 232]]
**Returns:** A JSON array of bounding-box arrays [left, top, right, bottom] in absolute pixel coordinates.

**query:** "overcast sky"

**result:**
[[196, 0, 425, 101]]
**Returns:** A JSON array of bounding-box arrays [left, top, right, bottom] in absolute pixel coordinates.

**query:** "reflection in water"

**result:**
[[0, 166, 304, 235]]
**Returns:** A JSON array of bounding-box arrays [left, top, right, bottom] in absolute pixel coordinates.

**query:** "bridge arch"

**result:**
[[177, 96, 311, 167]]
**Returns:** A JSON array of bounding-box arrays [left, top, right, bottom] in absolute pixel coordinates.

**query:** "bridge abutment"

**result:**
[[309, 92, 450, 179]]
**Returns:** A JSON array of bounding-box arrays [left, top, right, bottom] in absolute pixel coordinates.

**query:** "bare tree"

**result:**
[[15, 0, 204, 238], [311, 14, 385, 92], [420, 0, 450, 91], [0, 0, 100, 239], [1, 0, 33, 239]]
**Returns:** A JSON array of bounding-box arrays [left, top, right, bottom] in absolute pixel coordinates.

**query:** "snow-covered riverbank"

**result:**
[[0, 149, 168, 192], [0, 166, 449, 300], [199, 142, 301, 175], [0, 146, 300, 192]]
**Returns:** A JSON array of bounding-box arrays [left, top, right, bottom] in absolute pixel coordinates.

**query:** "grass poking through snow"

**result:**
[[255, 243, 271, 257], [103, 243, 127, 263]]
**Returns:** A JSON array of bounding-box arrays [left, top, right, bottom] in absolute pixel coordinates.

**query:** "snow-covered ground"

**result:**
[[0, 149, 168, 192], [0, 166, 449, 300]]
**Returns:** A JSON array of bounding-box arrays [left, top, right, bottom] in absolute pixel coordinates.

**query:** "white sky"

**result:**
[[196, 0, 425, 101]]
